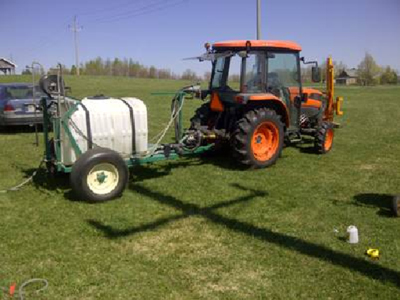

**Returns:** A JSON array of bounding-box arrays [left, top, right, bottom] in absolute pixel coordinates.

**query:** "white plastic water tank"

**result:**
[[60, 97, 148, 165]]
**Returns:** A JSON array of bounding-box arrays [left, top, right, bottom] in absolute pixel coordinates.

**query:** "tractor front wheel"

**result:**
[[315, 121, 334, 154], [70, 148, 129, 202], [232, 108, 284, 168]]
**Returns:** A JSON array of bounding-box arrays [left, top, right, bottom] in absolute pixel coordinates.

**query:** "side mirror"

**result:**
[[312, 67, 321, 82]]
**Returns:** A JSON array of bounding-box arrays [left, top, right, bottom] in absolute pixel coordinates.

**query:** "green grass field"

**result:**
[[1, 75, 400, 299]]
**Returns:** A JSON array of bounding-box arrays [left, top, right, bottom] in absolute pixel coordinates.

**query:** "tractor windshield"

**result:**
[[210, 52, 264, 92], [266, 52, 301, 128], [209, 50, 301, 97], [210, 52, 241, 91], [266, 52, 300, 93], [211, 56, 226, 89], [243, 52, 265, 93]]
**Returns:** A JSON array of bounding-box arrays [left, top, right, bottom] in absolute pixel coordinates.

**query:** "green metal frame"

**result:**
[[42, 90, 212, 174]]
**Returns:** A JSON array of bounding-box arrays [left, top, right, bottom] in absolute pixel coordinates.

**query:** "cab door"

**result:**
[[266, 52, 302, 130]]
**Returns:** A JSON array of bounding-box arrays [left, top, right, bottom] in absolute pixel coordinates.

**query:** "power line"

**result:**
[[69, 16, 83, 76], [77, 0, 148, 17], [97, 0, 169, 20], [8, 0, 189, 72], [11, 21, 69, 59], [91, 0, 188, 24]]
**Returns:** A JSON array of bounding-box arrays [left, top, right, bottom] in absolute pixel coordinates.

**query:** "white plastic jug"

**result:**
[[347, 225, 359, 244]]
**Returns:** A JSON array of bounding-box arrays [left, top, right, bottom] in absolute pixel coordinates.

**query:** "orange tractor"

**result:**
[[184, 40, 343, 168]]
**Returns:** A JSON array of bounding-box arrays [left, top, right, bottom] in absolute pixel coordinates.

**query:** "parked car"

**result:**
[[0, 83, 48, 126]]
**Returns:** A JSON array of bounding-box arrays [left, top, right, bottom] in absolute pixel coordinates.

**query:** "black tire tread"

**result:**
[[70, 148, 128, 202], [314, 121, 334, 154], [232, 108, 284, 168], [190, 102, 212, 129]]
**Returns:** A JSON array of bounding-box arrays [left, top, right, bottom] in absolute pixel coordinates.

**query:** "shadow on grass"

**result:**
[[353, 193, 395, 217], [198, 152, 249, 171], [88, 183, 266, 238], [291, 137, 318, 155], [0, 125, 42, 134], [88, 183, 400, 289], [23, 167, 70, 192], [23, 166, 87, 203], [21, 154, 241, 203], [130, 159, 206, 183], [129, 151, 249, 184]]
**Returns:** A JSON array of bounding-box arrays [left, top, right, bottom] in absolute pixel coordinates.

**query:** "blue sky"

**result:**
[[1, 0, 399, 75]]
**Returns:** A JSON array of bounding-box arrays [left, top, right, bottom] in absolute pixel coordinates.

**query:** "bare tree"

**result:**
[[203, 71, 212, 81], [181, 69, 199, 81]]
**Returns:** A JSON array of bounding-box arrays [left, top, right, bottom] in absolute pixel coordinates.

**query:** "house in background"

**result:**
[[0, 58, 17, 75], [336, 68, 358, 85]]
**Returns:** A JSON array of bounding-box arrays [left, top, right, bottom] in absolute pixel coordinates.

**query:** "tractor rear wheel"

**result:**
[[315, 121, 334, 154], [70, 148, 128, 202], [190, 102, 215, 129], [232, 108, 284, 168]]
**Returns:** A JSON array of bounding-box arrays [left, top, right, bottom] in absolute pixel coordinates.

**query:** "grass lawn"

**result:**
[[1, 75, 400, 299]]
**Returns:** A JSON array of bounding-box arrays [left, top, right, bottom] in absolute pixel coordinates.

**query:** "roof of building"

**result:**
[[337, 68, 357, 78], [213, 40, 302, 51], [0, 58, 17, 67]]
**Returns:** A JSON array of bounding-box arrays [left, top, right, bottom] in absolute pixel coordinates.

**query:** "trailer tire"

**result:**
[[315, 121, 334, 154], [70, 148, 128, 202], [392, 195, 400, 217], [232, 108, 284, 168]]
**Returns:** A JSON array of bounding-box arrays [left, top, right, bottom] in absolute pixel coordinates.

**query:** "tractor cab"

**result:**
[[187, 40, 343, 169], [201, 40, 322, 131]]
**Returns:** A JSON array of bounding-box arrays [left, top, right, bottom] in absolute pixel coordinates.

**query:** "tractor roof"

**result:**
[[212, 40, 302, 51]]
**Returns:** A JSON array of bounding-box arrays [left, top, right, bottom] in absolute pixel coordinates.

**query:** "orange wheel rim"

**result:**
[[251, 122, 280, 161], [324, 128, 334, 151]]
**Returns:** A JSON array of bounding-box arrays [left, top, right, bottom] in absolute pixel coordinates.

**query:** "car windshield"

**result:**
[[4, 86, 44, 100]]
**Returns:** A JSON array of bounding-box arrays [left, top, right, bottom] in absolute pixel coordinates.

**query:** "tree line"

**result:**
[[299, 53, 398, 86], [22, 57, 202, 81], [22, 54, 397, 86], [355, 53, 398, 85], [319, 53, 397, 85]]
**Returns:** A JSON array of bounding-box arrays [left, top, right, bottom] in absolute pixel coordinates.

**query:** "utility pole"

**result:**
[[69, 16, 82, 76], [257, 0, 261, 40]]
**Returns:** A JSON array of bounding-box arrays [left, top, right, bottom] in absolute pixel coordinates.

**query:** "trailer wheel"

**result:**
[[315, 121, 334, 154], [232, 108, 284, 168], [392, 195, 400, 217], [70, 148, 128, 202]]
